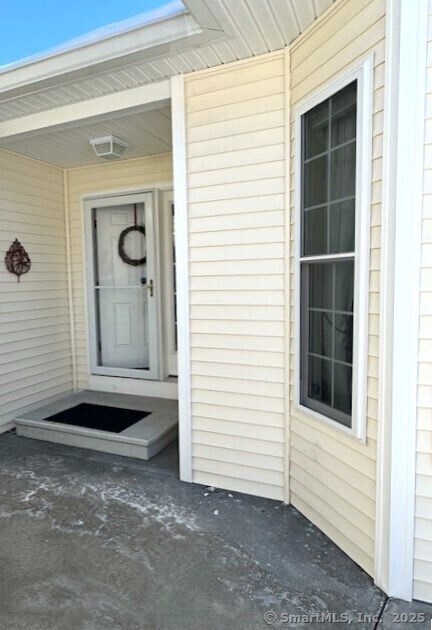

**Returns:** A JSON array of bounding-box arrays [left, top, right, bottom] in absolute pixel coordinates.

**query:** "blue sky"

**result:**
[[0, 0, 170, 66]]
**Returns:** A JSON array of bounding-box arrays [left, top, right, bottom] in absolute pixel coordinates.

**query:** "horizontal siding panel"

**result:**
[[190, 319, 285, 337], [189, 259, 285, 276], [193, 470, 284, 501], [186, 76, 284, 114], [192, 403, 283, 429], [193, 443, 284, 472], [188, 127, 284, 159], [192, 389, 284, 414], [192, 429, 284, 457], [187, 110, 284, 144], [188, 137, 285, 178], [186, 57, 284, 97], [0, 149, 72, 425], [191, 375, 283, 399], [191, 333, 283, 351], [191, 346, 284, 367], [191, 361, 284, 384], [189, 210, 284, 233], [188, 94, 286, 131], [188, 194, 284, 217], [193, 456, 283, 488], [189, 274, 284, 291]]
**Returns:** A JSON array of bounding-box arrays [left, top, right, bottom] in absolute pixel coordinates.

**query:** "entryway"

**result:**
[[84, 188, 177, 383]]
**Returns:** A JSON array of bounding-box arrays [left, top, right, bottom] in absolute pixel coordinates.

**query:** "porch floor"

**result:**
[[0, 433, 431, 629]]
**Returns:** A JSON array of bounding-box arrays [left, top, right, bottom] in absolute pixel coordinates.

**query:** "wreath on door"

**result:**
[[118, 204, 146, 266]]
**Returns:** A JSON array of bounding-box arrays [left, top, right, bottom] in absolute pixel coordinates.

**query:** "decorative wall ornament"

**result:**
[[5, 239, 31, 282], [118, 225, 147, 267]]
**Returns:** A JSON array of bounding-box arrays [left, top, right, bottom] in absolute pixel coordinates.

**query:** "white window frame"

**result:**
[[294, 56, 373, 441]]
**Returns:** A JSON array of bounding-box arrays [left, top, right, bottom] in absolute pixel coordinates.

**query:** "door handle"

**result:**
[[147, 279, 154, 297]]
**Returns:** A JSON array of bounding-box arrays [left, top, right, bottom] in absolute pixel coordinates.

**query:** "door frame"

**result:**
[[84, 189, 162, 381], [160, 189, 178, 377]]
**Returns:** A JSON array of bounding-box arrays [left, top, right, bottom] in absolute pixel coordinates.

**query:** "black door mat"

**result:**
[[44, 403, 150, 433]]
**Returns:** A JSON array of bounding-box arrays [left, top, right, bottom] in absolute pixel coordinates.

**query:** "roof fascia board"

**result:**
[[0, 79, 171, 141], [0, 11, 224, 97]]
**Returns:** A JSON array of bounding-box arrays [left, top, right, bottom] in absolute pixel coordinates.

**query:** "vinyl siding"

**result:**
[[185, 52, 287, 502], [65, 154, 173, 389], [0, 149, 73, 426], [288, 0, 385, 576], [413, 0, 432, 604]]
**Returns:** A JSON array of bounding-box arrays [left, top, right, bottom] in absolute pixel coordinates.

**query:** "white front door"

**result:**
[[86, 192, 160, 380]]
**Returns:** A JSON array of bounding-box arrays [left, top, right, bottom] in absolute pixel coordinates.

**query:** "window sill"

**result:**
[[294, 401, 366, 444]]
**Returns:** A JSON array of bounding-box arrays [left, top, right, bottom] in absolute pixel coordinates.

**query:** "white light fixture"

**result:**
[[89, 135, 129, 160]]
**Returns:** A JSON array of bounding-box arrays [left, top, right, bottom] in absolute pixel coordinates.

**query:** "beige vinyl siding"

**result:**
[[185, 52, 287, 502], [0, 149, 73, 426], [65, 154, 173, 389], [413, 0, 432, 604], [288, 0, 385, 575]]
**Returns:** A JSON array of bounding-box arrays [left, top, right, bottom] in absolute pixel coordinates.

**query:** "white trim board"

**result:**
[[171, 74, 192, 483], [375, 0, 428, 601]]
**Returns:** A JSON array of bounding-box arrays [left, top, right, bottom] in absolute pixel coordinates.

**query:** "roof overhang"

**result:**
[[0, 0, 225, 100]]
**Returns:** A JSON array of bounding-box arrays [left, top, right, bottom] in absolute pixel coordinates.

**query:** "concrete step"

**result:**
[[15, 391, 178, 461]]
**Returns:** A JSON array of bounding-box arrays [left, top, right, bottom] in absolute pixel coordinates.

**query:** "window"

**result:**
[[300, 81, 359, 429]]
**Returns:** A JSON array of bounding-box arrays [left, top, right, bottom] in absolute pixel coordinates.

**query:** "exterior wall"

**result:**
[[65, 154, 173, 390], [183, 0, 385, 572], [413, 0, 432, 603], [184, 52, 287, 501], [0, 149, 73, 427], [289, 0, 385, 577]]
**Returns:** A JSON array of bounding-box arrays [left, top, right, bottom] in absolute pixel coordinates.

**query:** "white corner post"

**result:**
[[171, 74, 192, 483], [375, 0, 428, 600]]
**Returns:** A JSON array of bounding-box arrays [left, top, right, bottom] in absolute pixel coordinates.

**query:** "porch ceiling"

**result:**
[[0, 106, 172, 168], [0, 0, 335, 124]]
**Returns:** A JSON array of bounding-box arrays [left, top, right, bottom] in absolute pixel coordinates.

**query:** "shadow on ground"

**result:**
[[0, 433, 430, 629]]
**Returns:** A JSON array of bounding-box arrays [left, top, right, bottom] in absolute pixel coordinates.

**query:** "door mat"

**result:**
[[44, 403, 150, 433]]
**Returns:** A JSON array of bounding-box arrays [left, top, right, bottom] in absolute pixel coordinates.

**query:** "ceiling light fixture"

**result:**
[[89, 135, 129, 160]]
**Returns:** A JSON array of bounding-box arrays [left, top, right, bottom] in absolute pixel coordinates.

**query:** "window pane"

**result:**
[[333, 363, 353, 417], [330, 143, 356, 201], [309, 310, 333, 358], [329, 199, 355, 253], [334, 314, 353, 363], [331, 82, 357, 147], [304, 206, 327, 255], [304, 99, 329, 159], [335, 260, 354, 312], [309, 263, 333, 310], [304, 156, 328, 208], [308, 356, 332, 406]]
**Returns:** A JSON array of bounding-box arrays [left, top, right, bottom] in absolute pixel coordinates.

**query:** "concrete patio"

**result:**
[[0, 431, 430, 629]]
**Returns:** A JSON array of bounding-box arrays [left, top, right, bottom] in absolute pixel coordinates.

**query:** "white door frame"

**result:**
[[84, 191, 161, 381], [160, 189, 178, 377]]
